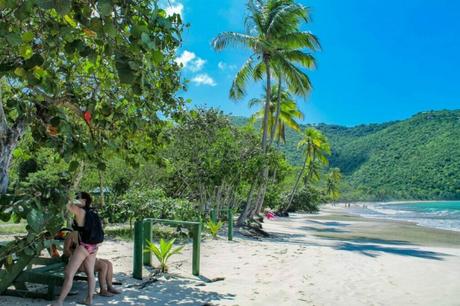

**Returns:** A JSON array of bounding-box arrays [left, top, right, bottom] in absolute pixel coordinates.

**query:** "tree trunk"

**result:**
[[269, 76, 282, 147], [261, 57, 271, 152], [284, 157, 308, 213], [253, 167, 269, 215], [237, 182, 256, 226]]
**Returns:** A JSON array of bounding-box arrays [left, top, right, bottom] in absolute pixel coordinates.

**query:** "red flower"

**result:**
[[84, 111, 91, 124]]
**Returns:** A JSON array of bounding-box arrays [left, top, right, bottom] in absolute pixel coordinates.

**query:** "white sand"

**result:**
[[1, 211, 460, 306]]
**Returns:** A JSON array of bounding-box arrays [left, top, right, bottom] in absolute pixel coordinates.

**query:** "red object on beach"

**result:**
[[83, 111, 91, 124]]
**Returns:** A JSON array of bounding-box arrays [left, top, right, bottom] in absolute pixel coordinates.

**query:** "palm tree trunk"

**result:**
[[269, 76, 282, 146], [237, 182, 257, 226], [261, 57, 271, 152], [284, 157, 308, 213]]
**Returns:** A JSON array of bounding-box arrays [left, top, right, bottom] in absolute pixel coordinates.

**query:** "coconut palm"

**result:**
[[326, 167, 342, 201], [248, 85, 304, 144], [212, 0, 320, 152], [283, 127, 330, 212]]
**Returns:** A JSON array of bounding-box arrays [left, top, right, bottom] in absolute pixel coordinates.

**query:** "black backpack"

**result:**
[[81, 209, 105, 244]]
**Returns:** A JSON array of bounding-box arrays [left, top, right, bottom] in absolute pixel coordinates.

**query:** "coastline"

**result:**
[[325, 200, 460, 233], [2, 208, 460, 305]]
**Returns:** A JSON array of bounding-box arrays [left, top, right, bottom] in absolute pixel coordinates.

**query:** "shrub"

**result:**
[[283, 187, 322, 213], [144, 238, 184, 273], [206, 220, 224, 238]]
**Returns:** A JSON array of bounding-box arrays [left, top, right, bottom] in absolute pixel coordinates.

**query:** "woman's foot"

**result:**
[[51, 301, 63, 306], [108, 286, 122, 294], [99, 289, 115, 297], [78, 296, 93, 305]]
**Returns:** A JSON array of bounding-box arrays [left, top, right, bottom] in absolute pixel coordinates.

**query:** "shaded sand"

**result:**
[[1, 208, 460, 305]]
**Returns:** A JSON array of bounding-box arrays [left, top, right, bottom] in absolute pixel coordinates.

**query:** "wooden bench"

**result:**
[[1, 240, 121, 300]]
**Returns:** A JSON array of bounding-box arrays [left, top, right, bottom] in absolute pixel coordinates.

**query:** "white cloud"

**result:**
[[189, 58, 206, 72], [175, 50, 195, 67], [218, 61, 237, 71], [175, 50, 206, 72], [164, 0, 183, 17], [191, 74, 217, 87]]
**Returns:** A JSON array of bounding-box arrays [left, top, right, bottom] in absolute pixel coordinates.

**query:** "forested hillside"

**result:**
[[232, 110, 460, 201]]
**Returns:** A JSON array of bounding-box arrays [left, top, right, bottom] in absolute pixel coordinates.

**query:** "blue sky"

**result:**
[[163, 0, 460, 126]]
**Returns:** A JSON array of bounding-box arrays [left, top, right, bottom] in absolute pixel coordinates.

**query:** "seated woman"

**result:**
[[63, 231, 121, 296]]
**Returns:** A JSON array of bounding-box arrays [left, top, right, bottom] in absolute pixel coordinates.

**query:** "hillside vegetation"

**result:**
[[232, 110, 460, 201]]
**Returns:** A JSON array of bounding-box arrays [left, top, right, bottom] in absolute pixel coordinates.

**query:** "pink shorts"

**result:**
[[80, 242, 98, 254]]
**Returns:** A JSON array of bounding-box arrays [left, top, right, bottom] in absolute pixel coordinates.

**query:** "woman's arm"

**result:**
[[63, 232, 75, 257], [66, 202, 80, 214]]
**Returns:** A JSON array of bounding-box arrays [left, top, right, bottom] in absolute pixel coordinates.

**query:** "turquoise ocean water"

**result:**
[[351, 201, 460, 232]]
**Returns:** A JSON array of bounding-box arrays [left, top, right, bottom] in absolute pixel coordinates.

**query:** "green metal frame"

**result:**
[[133, 218, 202, 279], [209, 208, 234, 241]]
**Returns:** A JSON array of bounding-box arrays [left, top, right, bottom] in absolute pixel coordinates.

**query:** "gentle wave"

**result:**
[[350, 201, 460, 232]]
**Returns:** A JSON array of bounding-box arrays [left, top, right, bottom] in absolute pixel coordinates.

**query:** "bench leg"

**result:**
[[47, 284, 56, 300]]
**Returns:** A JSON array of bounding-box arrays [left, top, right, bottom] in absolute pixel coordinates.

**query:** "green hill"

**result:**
[[231, 109, 460, 201]]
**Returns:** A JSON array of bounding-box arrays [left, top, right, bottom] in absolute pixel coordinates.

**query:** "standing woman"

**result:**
[[53, 192, 104, 306]]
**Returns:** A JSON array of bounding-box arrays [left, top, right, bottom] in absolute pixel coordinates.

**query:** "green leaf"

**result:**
[[64, 14, 77, 27], [21, 31, 34, 42], [27, 209, 45, 233], [97, 0, 113, 17], [20, 45, 33, 59], [14, 67, 26, 77], [151, 50, 163, 65], [6, 33, 21, 46]]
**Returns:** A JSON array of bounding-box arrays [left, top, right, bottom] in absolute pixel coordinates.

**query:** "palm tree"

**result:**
[[213, 0, 320, 223], [326, 167, 342, 202], [248, 85, 304, 144], [283, 127, 330, 212], [212, 0, 320, 152]]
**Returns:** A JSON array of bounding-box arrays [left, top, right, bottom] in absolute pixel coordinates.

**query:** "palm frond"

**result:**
[[274, 55, 312, 96], [282, 50, 316, 69], [266, 2, 311, 38], [230, 56, 257, 100], [276, 31, 321, 51], [212, 32, 259, 51]]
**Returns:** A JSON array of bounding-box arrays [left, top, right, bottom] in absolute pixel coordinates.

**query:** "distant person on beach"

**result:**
[[63, 231, 121, 296]]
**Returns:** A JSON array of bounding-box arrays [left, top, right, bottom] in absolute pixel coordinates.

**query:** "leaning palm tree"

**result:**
[[326, 167, 342, 202], [212, 0, 320, 152], [248, 85, 304, 144], [283, 127, 330, 212]]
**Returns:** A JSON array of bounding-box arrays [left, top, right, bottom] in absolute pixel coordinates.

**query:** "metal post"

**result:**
[[133, 220, 143, 279], [227, 208, 233, 241], [210, 208, 217, 223], [143, 220, 152, 266], [192, 223, 201, 276]]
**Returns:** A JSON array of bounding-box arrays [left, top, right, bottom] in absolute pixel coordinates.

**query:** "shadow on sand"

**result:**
[[307, 220, 351, 227], [333, 242, 447, 260]]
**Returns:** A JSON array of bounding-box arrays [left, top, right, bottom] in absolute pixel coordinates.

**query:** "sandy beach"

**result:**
[[1, 206, 460, 306]]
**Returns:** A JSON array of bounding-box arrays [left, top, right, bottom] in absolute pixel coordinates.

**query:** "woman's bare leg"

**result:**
[[52, 246, 89, 306], [96, 259, 113, 296], [82, 252, 97, 305], [101, 259, 121, 294]]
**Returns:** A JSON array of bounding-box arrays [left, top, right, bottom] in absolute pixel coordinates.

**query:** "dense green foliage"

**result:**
[[234, 110, 460, 201]]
